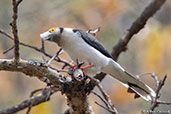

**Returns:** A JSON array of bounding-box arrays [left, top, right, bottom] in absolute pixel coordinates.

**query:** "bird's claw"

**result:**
[[69, 61, 94, 81]]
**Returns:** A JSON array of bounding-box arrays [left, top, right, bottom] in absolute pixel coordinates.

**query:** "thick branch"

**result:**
[[64, 80, 94, 114], [0, 59, 64, 86], [111, 0, 166, 61]]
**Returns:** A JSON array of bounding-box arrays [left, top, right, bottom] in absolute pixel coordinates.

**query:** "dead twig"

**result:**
[[88, 76, 118, 114], [136, 74, 171, 111], [16, 0, 23, 6], [150, 75, 171, 111], [26, 105, 32, 114], [136, 73, 159, 87], [3, 45, 15, 54], [95, 101, 116, 114], [11, 0, 23, 62], [0, 29, 13, 40], [156, 101, 171, 105], [30, 88, 44, 97], [47, 48, 63, 65], [92, 92, 111, 111], [41, 39, 45, 51], [151, 73, 160, 87]]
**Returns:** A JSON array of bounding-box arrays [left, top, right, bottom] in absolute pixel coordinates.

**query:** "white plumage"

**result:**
[[40, 27, 156, 101]]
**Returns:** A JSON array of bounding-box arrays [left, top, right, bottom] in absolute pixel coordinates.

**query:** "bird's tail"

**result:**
[[102, 60, 156, 101]]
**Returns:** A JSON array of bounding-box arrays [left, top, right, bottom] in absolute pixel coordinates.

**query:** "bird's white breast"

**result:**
[[60, 29, 110, 76]]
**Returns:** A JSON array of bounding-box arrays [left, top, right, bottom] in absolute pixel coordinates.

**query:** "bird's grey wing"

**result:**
[[73, 29, 113, 59]]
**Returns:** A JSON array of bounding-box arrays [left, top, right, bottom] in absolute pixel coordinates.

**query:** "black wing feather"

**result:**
[[73, 29, 113, 59]]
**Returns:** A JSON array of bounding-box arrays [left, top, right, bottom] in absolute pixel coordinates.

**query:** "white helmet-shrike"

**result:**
[[40, 27, 156, 101]]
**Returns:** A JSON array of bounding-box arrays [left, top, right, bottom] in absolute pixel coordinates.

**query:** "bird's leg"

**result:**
[[81, 64, 94, 76], [81, 64, 94, 70], [69, 59, 94, 76], [69, 59, 84, 72], [69, 64, 77, 71]]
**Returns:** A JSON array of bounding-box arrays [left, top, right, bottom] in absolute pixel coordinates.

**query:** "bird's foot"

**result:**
[[69, 64, 94, 76], [69, 64, 77, 71]]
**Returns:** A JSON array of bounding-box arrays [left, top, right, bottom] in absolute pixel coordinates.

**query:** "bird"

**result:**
[[40, 27, 156, 101]]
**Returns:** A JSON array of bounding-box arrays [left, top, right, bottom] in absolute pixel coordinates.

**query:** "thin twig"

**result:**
[[155, 75, 167, 97], [41, 39, 45, 51], [3, 45, 15, 54], [92, 91, 110, 110], [11, 0, 22, 62], [26, 104, 32, 114], [47, 48, 63, 65], [97, 83, 117, 113], [136, 73, 159, 87], [88, 76, 118, 114], [0, 29, 13, 40], [151, 73, 160, 87], [16, 0, 23, 6], [95, 101, 116, 114], [30, 88, 43, 97], [157, 101, 171, 105], [150, 75, 171, 111]]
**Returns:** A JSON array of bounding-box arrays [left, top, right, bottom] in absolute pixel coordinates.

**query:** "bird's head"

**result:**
[[40, 27, 63, 44]]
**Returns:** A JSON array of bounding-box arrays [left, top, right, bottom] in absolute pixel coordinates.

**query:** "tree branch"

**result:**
[[10, 0, 23, 62], [111, 0, 166, 61], [3, 45, 15, 54], [150, 75, 171, 111], [47, 48, 63, 65], [64, 79, 94, 114], [0, 87, 55, 114], [0, 59, 68, 86], [89, 77, 117, 114], [0, 29, 13, 40], [94, 101, 116, 114]]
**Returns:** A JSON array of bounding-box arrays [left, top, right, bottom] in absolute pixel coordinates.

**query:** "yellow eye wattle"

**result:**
[[49, 28, 56, 33]]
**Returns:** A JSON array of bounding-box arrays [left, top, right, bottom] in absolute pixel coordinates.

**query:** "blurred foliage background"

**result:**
[[0, 0, 171, 114]]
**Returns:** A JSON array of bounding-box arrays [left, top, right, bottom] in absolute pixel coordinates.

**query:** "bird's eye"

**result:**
[[49, 28, 56, 33]]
